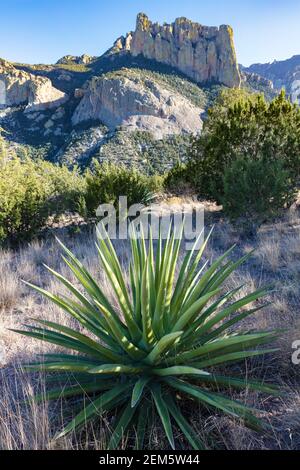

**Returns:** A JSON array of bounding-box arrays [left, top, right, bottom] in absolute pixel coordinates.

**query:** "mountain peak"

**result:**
[[113, 14, 241, 87], [136, 12, 151, 31]]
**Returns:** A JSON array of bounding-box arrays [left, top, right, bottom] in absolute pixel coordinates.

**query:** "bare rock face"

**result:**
[[72, 73, 204, 139], [0, 59, 68, 112], [290, 78, 300, 104], [112, 13, 241, 88]]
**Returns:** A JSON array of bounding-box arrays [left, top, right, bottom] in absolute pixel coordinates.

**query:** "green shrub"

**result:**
[[15, 224, 279, 449], [189, 89, 300, 201], [0, 155, 48, 244], [94, 130, 191, 176], [164, 162, 191, 194], [84, 161, 161, 218], [222, 157, 296, 222], [0, 139, 85, 244], [35, 160, 85, 217]]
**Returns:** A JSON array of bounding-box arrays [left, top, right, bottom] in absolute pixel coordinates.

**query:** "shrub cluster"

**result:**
[[187, 89, 299, 220], [222, 157, 296, 222], [163, 162, 192, 194], [0, 138, 84, 245], [83, 161, 163, 218]]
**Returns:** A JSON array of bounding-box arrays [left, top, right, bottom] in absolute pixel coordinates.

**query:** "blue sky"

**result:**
[[1, 0, 300, 66]]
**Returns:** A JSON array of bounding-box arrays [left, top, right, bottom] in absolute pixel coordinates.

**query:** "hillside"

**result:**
[[0, 13, 285, 171], [243, 55, 300, 104]]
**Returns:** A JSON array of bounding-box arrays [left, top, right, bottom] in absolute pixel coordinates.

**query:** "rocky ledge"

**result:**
[[72, 72, 204, 139], [0, 59, 68, 112]]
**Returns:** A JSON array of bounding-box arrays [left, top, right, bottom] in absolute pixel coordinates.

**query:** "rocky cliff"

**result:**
[[0, 59, 68, 112], [112, 13, 241, 88], [72, 70, 204, 138]]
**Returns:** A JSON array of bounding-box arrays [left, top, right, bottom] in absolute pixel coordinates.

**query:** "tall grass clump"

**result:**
[[14, 224, 280, 450]]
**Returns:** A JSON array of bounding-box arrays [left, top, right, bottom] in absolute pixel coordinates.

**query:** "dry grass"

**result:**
[[0, 206, 299, 450]]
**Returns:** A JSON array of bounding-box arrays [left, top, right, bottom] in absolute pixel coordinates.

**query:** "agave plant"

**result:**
[[13, 224, 279, 450]]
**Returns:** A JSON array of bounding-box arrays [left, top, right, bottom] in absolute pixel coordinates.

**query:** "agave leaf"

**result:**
[[199, 304, 272, 344], [32, 354, 99, 365], [144, 331, 183, 365], [154, 226, 172, 288], [165, 395, 206, 450], [164, 225, 184, 320], [56, 238, 119, 315], [96, 227, 132, 308], [92, 299, 146, 360], [151, 383, 175, 450], [141, 257, 155, 347], [203, 251, 255, 295], [33, 380, 116, 403], [130, 235, 142, 324], [96, 242, 142, 342], [195, 374, 280, 395], [131, 377, 151, 408], [194, 288, 269, 338], [176, 260, 209, 318], [172, 289, 220, 332], [32, 319, 125, 363], [44, 373, 115, 386], [23, 361, 98, 373], [194, 348, 279, 369], [152, 232, 175, 337], [135, 402, 150, 450], [129, 262, 137, 318], [171, 228, 205, 309], [182, 285, 244, 341], [22, 281, 110, 335], [60, 296, 121, 350], [88, 364, 145, 375], [153, 366, 210, 377], [55, 383, 131, 439], [171, 332, 278, 363], [10, 327, 105, 359], [108, 402, 137, 450], [62, 255, 126, 335], [165, 378, 263, 431], [41, 265, 107, 326], [181, 245, 236, 312], [154, 225, 162, 292], [147, 241, 157, 327], [171, 227, 212, 315]]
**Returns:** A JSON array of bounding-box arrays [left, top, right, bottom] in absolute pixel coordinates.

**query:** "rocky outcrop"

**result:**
[[241, 71, 274, 90], [72, 72, 204, 139], [241, 70, 276, 98], [56, 54, 96, 65], [243, 55, 300, 104], [290, 78, 300, 104], [112, 13, 241, 88], [0, 59, 68, 112]]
